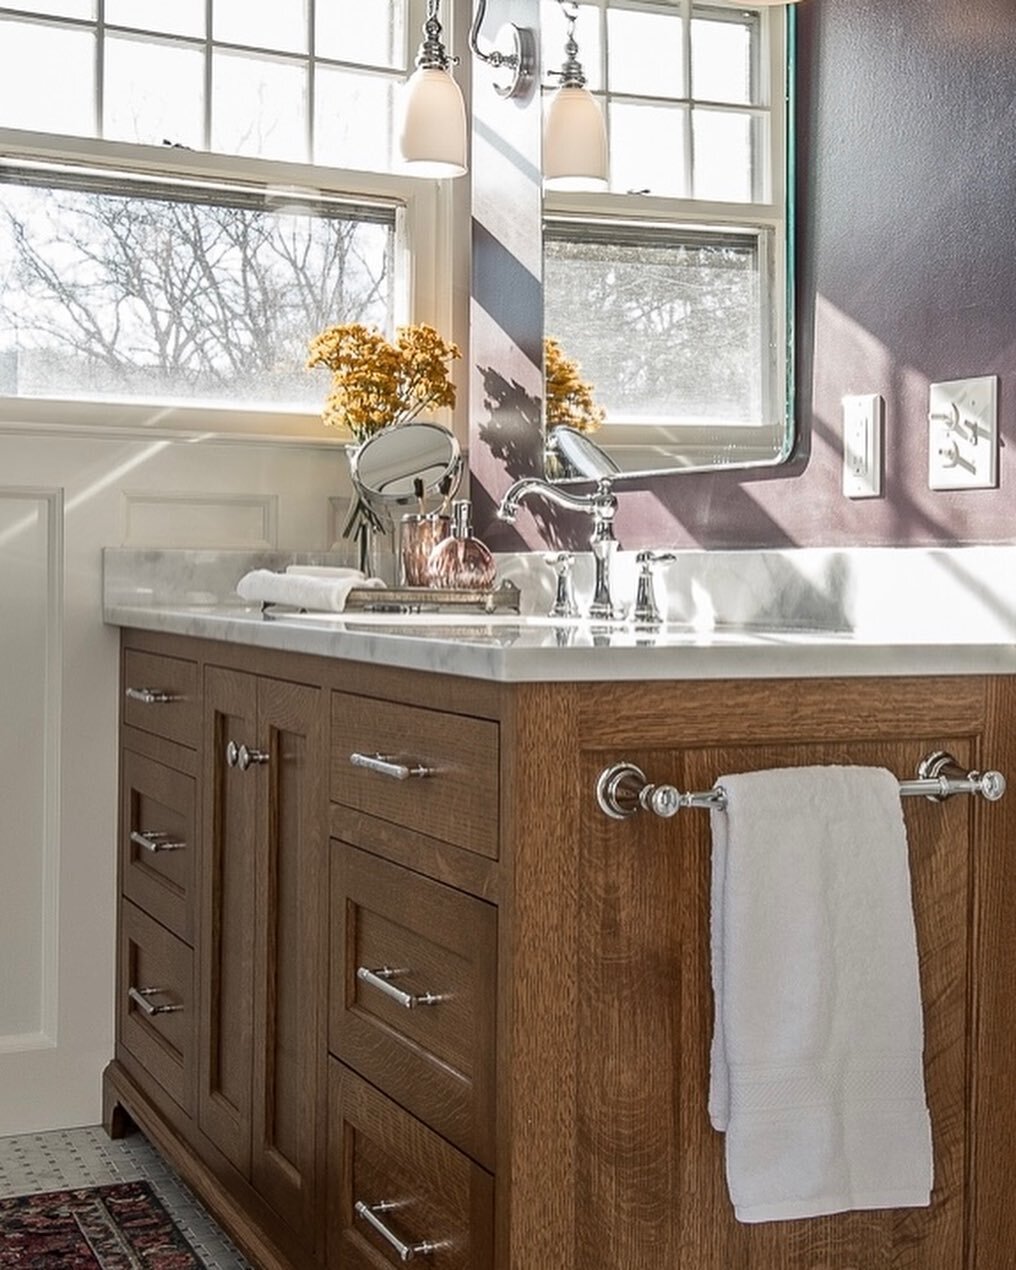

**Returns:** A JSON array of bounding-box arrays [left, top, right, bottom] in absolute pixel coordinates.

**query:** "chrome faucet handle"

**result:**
[[632, 550, 676, 625], [543, 551, 578, 618]]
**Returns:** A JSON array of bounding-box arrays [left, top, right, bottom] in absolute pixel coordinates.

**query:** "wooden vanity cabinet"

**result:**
[[106, 632, 1016, 1270]]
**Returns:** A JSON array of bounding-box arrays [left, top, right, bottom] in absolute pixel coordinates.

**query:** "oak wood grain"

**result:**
[[579, 676, 987, 750], [123, 648, 200, 748], [121, 749, 196, 944], [326, 1060, 494, 1270], [331, 691, 500, 859], [118, 899, 194, 1116], [197, 665, 256, 1177], [115, 632, 1016, 1270], [251, 675, 327, 1252], [329, 843, 497, 1170], [329, 805, 501, 902]]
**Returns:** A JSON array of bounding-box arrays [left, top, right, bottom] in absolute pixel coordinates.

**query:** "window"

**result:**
[[0, 0, 452, 428], [542, 0, 791, 467], [0, 169, 395, 409]]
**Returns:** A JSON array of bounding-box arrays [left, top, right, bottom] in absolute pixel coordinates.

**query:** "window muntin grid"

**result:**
[[0, 0, 412, 171]]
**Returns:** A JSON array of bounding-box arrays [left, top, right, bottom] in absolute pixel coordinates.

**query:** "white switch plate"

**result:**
[[928, 375, 998, 490], [842, 393, 884, 498]]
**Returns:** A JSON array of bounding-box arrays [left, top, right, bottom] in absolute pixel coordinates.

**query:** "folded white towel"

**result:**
[[236, 568, 385, 612], [284, 565, 364, 579], [709, 765, 933, 1223]]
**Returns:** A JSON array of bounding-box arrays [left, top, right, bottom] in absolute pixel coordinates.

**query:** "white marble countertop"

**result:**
[[103, 547, 1016, 683]]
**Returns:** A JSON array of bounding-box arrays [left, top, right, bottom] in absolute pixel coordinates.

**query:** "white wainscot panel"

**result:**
[[0, 490, 60, 1053], [123, 490, 278, 548]]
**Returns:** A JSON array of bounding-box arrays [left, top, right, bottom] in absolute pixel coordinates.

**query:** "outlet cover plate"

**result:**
[[928, 375, 998, 490], [842, 393, 884, 498]]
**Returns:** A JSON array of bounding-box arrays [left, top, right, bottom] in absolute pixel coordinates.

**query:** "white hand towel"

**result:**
[[709, 765, 933, 1224], [283, 565, 365, 578], [236, 568, 384, 612]]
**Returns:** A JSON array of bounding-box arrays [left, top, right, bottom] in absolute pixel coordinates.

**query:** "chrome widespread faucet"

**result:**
[[496, 476, 622, 620]]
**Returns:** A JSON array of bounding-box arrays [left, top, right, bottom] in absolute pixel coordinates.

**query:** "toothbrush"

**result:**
[[413, 477, 426, 518], [436, 474, 453, 519]]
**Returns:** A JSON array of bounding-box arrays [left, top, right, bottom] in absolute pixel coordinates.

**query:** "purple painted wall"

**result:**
[[475, 0, 1016, 552]]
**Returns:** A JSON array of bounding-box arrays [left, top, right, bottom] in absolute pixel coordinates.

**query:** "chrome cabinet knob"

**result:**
[[237, 744, 269, 770], [225, 740, 239, 768]]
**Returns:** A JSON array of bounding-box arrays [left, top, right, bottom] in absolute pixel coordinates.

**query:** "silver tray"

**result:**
[[341, 579, 520, 614]]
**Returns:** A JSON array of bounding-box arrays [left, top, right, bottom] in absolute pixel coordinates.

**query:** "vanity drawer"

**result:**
[[330, 692, 499, 859], [118, 899, 194, 1116], [330, 844, 496, 1169], [123, 650, 199, 749], [327, 1061, 494, 1270], [121, 750, 195, 944]]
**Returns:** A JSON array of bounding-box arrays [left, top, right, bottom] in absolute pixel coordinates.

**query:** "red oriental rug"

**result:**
[[0, 1180, 203, 1268]]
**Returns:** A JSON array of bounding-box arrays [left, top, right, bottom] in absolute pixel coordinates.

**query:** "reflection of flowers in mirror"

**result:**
[[545, 336, 605, 434], [306, 323, 461, 442]]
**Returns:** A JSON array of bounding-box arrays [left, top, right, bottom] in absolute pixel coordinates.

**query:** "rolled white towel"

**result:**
[[236, 568, 385, 612]]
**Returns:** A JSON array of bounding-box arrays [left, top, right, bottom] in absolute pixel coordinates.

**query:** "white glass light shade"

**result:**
[[543, 85, 608, 191], [399, 66, 467, 178]]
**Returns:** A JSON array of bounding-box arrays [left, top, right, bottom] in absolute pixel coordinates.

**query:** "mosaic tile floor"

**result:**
[[0, 1125, 252, 1268]]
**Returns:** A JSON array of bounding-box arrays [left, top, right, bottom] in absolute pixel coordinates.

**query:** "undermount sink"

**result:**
[[258, 607, 851, 642], [263, 607, 579, 628]]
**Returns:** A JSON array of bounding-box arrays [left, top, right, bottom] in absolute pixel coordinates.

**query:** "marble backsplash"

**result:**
[[105, 545, 1016, 644]]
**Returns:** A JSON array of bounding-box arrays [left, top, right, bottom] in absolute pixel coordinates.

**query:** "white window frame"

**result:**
[[0, 0, 469, 446], [543, 0, 792, 471]]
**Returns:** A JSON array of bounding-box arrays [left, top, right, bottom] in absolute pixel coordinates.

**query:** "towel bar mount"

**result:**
[[596, 750, 1006, 821]]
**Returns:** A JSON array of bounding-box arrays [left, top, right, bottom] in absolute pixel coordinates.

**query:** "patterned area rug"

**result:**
[[0, 1180, 203, 1268]]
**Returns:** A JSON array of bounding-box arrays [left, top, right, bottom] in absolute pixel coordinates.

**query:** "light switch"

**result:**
[[842, 394, 884, 498], [928, 375, 998, 490]]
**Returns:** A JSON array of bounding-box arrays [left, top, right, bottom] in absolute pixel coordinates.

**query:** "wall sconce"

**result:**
[[469, 0, 536, 99], [399, 0, 468, 177], [543, 0, 608, 191]]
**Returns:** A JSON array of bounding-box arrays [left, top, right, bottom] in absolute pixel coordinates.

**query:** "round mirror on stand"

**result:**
[[346, 423, 462, 578], [349, 422, 462, 506], [547, 425, 620, 480]]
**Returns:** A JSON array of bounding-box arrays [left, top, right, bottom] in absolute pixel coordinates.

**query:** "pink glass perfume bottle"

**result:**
[[427, 499, 496, 590]]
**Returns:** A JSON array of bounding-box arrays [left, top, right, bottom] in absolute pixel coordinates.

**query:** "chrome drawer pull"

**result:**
[[350, 752, 435, 780], [237, 743, 270, 770], [128, 986, 182, 1016], [354, 1199, 444, 1261], [357, 965, 443, 1010], [130, 830, 185, 854], [125, 686, 181, 705]]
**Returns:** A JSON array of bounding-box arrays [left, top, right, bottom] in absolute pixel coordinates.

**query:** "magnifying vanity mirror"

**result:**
[[349, 422, 463, 508], [540, 0, 795, 484]]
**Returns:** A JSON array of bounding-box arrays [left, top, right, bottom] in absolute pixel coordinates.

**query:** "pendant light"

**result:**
[[543, 0, 607, 192], [399, 0, 467, 178]]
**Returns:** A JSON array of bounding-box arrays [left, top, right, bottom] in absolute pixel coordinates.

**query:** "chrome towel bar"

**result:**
[[596, 750, 1006, 821]]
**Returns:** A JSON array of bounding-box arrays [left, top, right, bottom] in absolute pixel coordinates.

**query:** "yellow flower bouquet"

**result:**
[[544, 336, 605, 435], [307, 322, 460, 560], [307, 322, 461, 443]]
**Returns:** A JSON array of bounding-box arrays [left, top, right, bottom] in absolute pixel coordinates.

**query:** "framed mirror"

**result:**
[[540, 0, 795, 482]]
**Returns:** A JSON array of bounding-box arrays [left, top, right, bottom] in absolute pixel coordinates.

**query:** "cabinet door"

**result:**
[[198, 666, 256, 1176], [572, 719, 994, 1269], [251, 675, 326, 1246]]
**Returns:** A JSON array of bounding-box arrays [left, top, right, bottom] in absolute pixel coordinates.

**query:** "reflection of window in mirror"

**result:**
[[542, 0, 791, 475]]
